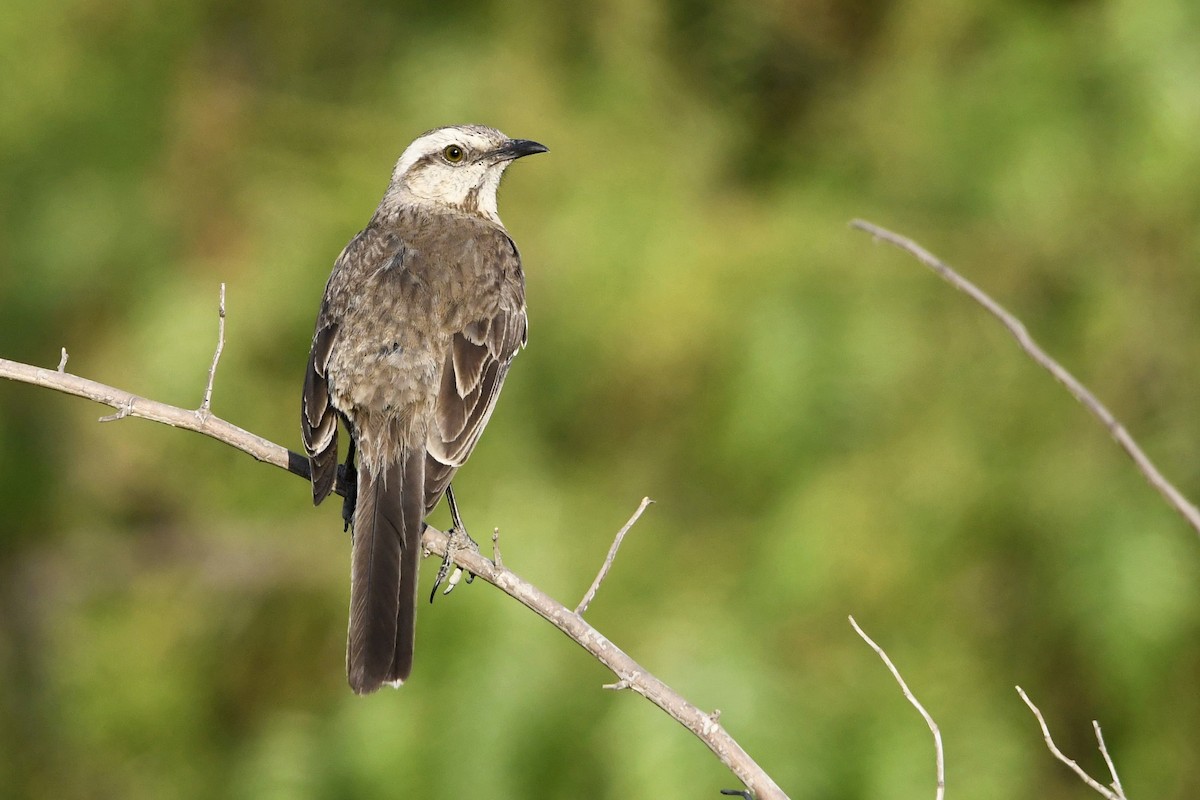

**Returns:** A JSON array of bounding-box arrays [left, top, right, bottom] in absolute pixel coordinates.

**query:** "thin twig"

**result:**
[[576, 496, 654, 615], [200, 283, 227, 416], [1016, 687, 1125, 800], [98, 398, 133, 423], [850, 616, 945, 800], [57, 348, 68, 372], [1093, 721, 1126, 798], [491, 527, 504, 570], [851, 219, 1200, 541], [0, 356, 788, 800]]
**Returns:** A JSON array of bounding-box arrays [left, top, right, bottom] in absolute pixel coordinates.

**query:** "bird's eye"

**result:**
[[443, 145, 465, 163]]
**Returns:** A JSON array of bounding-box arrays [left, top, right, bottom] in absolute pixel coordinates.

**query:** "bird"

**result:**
[[301, 124, 547, 694]]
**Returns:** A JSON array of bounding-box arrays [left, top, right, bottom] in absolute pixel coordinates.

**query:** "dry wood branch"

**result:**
[[1, 356, 306, 477], [0, 354, 787, 800], [437, 526, 784, 798], [1016, 687, 1127, 799], [851, 219, 1200, 541], [850, 616, 945, 800], [576, 496, 653, 615]]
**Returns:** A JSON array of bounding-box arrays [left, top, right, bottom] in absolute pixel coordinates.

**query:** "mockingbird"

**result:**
[[302, 124, 547, 694]]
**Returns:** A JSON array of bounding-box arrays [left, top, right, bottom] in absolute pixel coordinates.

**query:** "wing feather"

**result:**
[[302, 322, 339, 505], [423, 236, 527, 515]]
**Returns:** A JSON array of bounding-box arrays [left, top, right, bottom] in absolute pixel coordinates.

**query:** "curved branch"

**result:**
[[851, 219, 1200, 541], [0, 354, 788, 800], [850, 616, 944, 800]]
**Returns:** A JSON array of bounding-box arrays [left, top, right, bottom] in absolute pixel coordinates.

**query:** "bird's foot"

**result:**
[[430, 525, 479, 601]]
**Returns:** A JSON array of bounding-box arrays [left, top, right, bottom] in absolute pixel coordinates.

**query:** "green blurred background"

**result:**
[[2, 0, 1199, 797]]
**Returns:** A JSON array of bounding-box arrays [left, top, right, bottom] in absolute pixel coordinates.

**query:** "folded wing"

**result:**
[[425, 304, 527, 514]]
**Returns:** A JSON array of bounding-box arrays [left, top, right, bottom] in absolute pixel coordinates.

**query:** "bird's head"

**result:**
[[387, 124, 548, 224]]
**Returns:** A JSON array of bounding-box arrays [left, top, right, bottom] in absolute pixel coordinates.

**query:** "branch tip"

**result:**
[[98, 399, 133, 423], [850, 616, 944, 800], [200, 282, 227, 415], [575, 495, 654, 615], [852, 219, 1200, 540], [491, 527, 504, 569]]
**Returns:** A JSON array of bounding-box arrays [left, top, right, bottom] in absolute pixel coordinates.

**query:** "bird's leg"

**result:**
[[445, 485, 476, 547], [340, 436, 358, 533], [430, 484, 478, 600]]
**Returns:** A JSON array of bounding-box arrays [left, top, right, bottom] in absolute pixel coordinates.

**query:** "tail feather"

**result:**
[[346, 449, 425, 694], [391, 448, 424, 684]]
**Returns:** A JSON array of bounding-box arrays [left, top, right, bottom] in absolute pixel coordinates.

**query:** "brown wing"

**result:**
[[302, 320, 340, 505], [424, 277, 527, 514]]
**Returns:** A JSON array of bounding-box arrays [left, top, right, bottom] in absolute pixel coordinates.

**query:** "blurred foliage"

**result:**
[[2, 0, 1199, 797]]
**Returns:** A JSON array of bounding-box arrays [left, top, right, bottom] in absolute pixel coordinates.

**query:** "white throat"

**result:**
[[384, 128, 512, 225]]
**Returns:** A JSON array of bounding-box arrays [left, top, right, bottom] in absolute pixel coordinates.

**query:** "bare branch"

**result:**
[[851, 219, 1200, 541], [576, 496, 654, 615], [57, 348, 68, 372], [200, 283, 227, 417], [1016, 687, 1126, 800], [850, 616, 945, 800], [435, 519, 786, 797], [0, 357, 307, 478], [0, 356, 788, 800]]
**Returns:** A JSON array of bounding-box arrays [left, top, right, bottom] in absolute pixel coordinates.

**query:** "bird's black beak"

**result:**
[[495, 138, 549, 161]]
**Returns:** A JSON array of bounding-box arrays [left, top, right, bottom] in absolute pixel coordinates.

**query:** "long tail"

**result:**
[[346, 448, 425, 694]]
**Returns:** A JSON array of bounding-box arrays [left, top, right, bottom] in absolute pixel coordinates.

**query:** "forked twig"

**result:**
[[576, 496, 654, 615], [851, 219, 1200, 541], [850, 616, 945, 800], [1016, 687, 1127, 799]]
